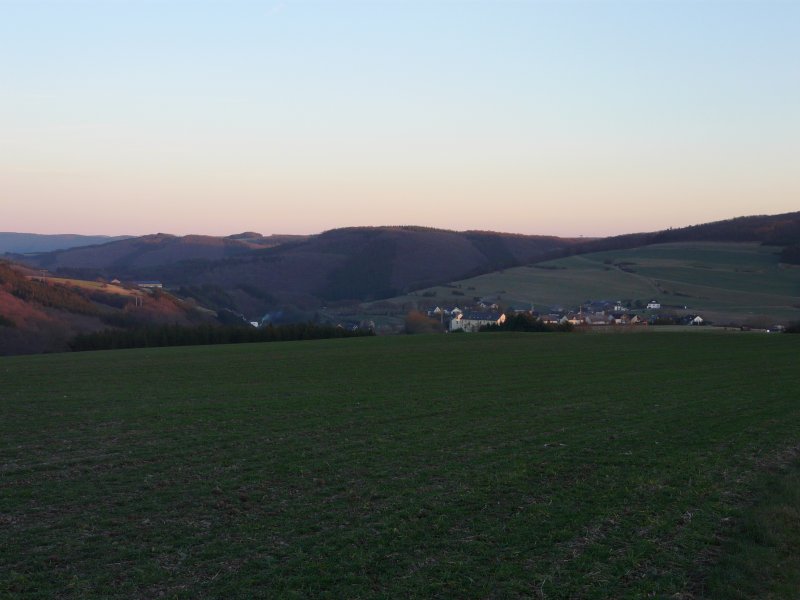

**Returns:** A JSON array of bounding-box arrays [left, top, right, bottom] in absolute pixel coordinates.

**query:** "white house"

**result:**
[[450, 311, 506, 332], [567, 313, 587, 326], [540, 314, 565, 325], [646, 300, 661, 310]]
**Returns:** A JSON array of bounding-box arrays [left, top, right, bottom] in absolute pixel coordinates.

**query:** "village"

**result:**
[[118, 278, 717, 334], [425, 299, 707, 332]]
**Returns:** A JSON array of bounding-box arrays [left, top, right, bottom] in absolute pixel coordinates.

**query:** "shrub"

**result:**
[[404, 311, 443, 334]]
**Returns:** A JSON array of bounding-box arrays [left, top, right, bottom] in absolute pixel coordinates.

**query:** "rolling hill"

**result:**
[[391, 241, 800, 326], [15, 227, 580, 318], [553, 210, 800, 262], [0, 260, 215, 355], [10, 232, 306, 271], [9, 211, 800, 325], [0, 232, 132, 254]]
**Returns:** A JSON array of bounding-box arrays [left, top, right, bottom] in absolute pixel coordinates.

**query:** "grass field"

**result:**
[[389, 242, 800, 325], [35, 277, 142, 297], [2, 333, 799, 598]]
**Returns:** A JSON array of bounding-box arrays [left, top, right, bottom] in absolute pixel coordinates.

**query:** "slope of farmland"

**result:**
[[1, 333, 799, 598], [395, 242, 800, 325]]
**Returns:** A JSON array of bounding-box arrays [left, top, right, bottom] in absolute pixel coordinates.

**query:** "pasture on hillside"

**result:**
[[1, 333, 799, 598], [389, 242, 800, 325]]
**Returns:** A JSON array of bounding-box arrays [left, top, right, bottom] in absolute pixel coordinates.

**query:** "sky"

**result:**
[[1, 0, 798, 238]]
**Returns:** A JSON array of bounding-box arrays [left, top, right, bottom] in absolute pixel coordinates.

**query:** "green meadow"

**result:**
[[395, 242, 800, 325], [2, 333, 800, 598]]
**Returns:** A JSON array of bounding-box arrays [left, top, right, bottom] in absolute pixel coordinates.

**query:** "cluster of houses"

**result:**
[[426, 301, 505, 332], [450, 311, 507, 332], [427, 299, 705, 332]]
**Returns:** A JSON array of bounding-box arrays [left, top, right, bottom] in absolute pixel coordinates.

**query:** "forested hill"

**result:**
[[556, 211, 800, 262], [10, 213, 800, 321], [10, 232, 307, 271], [14, 227, 580, 316]]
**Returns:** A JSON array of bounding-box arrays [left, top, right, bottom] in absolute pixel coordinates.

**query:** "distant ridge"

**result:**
[[556, 211, 800, 258], [9, 212, 800, 320], [8, 232, 308, 271], [14, 227, 580, 316], [0, 232, 132, 255]]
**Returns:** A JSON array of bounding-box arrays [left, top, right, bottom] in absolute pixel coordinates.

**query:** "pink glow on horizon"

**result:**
[[2, 3, 797, 239]]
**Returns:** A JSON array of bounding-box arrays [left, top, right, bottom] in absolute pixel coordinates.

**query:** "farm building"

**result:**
[[540, 314, 566, 325], [450, 311, 506, 333], [567, 313, 587, 326]]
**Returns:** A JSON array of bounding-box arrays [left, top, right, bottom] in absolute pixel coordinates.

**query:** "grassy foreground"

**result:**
[[1, 333, 799, 598]]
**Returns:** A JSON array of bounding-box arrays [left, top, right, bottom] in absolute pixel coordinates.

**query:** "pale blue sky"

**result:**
[[1, 0, 798, 236]]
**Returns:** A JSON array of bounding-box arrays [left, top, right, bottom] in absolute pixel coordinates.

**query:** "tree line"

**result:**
[[69, 322, 374, 352]]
